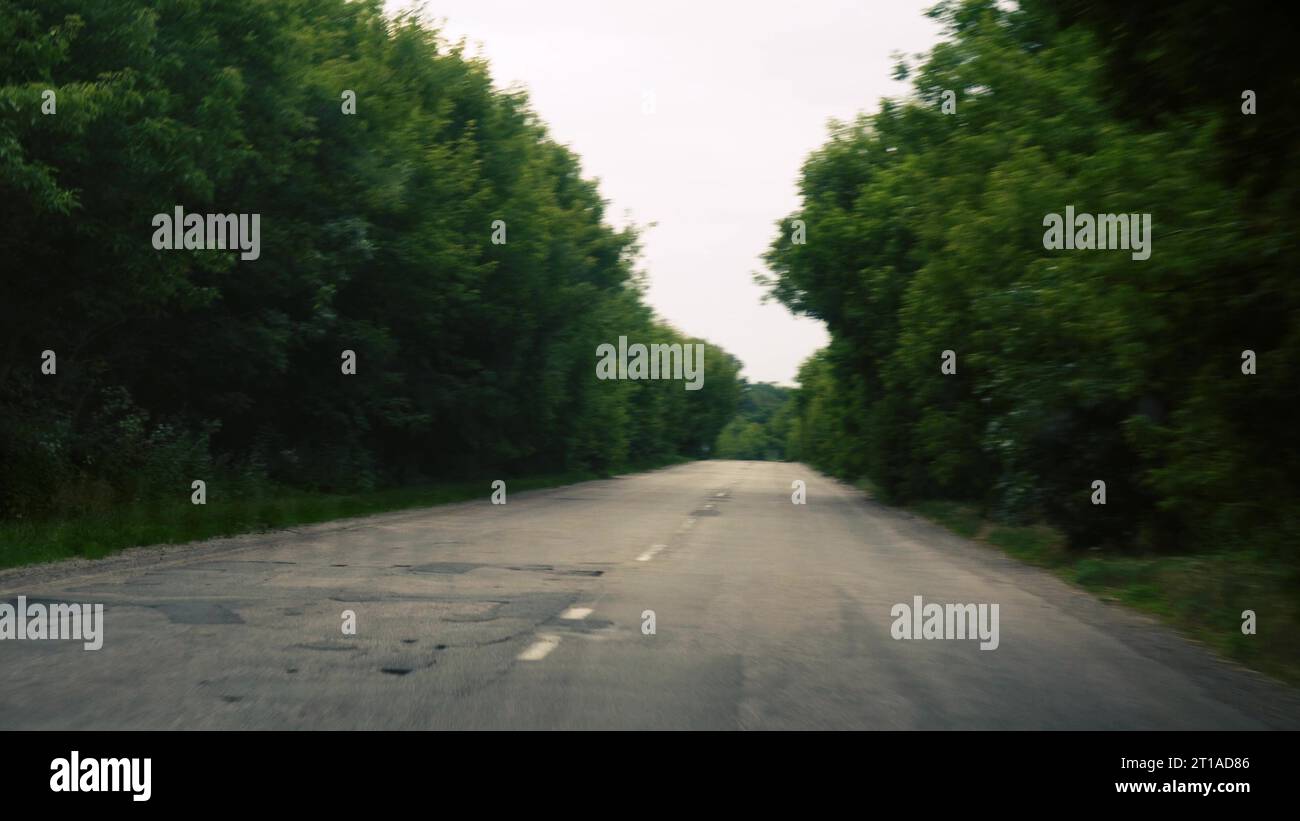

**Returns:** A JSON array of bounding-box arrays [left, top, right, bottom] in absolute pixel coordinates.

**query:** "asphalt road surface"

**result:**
[[2, 460, 1297, 729]]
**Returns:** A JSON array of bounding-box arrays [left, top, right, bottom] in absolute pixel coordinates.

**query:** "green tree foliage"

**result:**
[[0, 0, 740, 519], [713, 381, 791, 460], [765, 0, 1298, 557]]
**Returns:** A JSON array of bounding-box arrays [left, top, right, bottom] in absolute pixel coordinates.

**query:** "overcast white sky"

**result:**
[[385, 0, 942, 384]]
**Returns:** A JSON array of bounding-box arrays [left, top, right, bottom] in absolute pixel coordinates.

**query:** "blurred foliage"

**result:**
[[713, 381, 792, 460], [765, 0, 1299, 559], [0, 0, 741, 521]]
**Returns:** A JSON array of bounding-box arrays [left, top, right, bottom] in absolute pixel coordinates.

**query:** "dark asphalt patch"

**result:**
[[294, 642, 359, 652], [150, 601, 244, 624], [506, 565, 604, 576], [409, 562, 482, 574]]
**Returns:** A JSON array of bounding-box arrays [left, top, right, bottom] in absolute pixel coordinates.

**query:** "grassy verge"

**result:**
[[906, 499, 1300, 686], [0, 470, 607, 571]]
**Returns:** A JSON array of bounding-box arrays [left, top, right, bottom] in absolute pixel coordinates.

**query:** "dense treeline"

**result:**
[[0, 0, 740, 521], [768, 0, 1298, 557], [713, 382, 791, 460]]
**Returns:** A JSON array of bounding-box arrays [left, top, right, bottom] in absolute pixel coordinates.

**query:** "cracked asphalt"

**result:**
[[1, 460, 1297, 729]]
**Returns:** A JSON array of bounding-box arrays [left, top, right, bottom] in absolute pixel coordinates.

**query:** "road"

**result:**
[[1, 460, 1297, 729]]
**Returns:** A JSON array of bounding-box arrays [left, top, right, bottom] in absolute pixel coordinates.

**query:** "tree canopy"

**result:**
[[0, 0, 742, 518], [766, 0, 1298, 557]]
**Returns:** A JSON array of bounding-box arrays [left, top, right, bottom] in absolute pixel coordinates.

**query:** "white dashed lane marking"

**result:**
[[636, 544, 666, 562], [560, 607, 592, 620], [518, 634, 561, 661]]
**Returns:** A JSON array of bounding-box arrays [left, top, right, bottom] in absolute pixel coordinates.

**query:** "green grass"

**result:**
[[0, 470, 601, 571], [910, 500, 984, 539], [908, 500, 1300, 686]]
